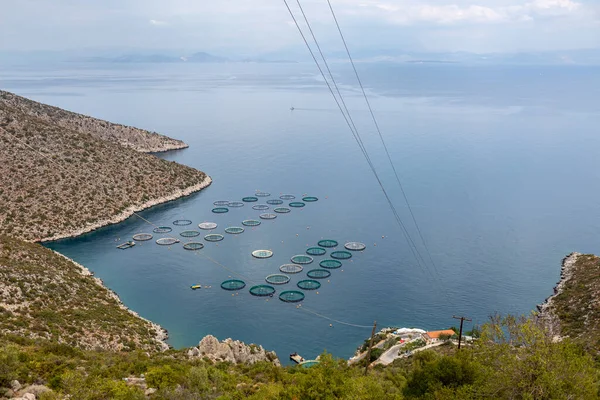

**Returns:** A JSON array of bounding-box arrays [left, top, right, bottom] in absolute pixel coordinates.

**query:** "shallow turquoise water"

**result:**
[[3, 62, 599, 362]]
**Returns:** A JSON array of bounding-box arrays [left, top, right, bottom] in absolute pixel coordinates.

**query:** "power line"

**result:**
[[325, 0, 441, 278], [283, 0, 436, 283]]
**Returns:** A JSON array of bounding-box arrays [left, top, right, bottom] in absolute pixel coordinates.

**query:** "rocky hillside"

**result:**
[[0, 235, 167, 351], [188, 335, 280, 366], [538, 252, 600, 353], [0, 90, 187, 153], [0, 97, 210, 241]]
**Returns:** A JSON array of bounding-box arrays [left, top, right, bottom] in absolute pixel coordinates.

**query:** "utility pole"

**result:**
[[364, 320, 377, 376], [452, 315, 472, 349]]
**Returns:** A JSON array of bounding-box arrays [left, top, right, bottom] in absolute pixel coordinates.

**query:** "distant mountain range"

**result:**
[[82, 51, 295, 64]]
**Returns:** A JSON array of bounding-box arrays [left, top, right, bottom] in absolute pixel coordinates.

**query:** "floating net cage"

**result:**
[[320, 259, 342, 269], [265, 274, 291, 285], [204, 234, 224, 242], [132, 233, 153, 241], [252, 204, 270, 211], [242, 196, 258, 202], [307, 269, 331, 279], [345, 242, 366, 251], [260, 213, 277, 220], [213, 200, 230, 206], [302, 196, 319, 202], [280, 194, 296, 200], [280, 264, 303, 274], [153, 226, 172, 234], [173, 219, 192, 226], [212, 207, 229, 214], [318, 239, 338, 248], [221, 279, 246, 291], [255, 192, 271, 197], [297, 279, 321, 290], [279, 290, 305, 303], [180, 230, 201, 238], [224, 226, 245, 234], [156, 237, 179, 246], [183, 242, 204, 251], [252, 249, 273, 259], [306, 247, 326, 256], [289, 202, 305, 208], [267, 199, 284, 205], [198, 222, 218, 230], [274, 207, 291, 214], [228, 201, 244, 207], [331, 250, 352, 260], [249, 284, 276, 297], [242, 219, 261, 227], [291, 255, 313, 265]]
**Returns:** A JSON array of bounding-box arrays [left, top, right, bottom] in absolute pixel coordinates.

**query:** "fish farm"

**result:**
[[280, 264, 304, 274], [173, 219, 192, 226], [265, 274, 291, 285], [279, 290, 305, 303], [306, 247, 326, 256], [291, 255, 313, 264], [132, 233, 152, 241], [199, 222, 218, 230]]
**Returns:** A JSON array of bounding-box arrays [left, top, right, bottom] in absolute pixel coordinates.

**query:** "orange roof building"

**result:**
[[423, 329, 456, 341]]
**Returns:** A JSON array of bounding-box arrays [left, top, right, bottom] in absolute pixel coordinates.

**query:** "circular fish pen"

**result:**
[[252, 249, 273, 259], [221, 279, 246, 291], [320, 259, 342, 269], [306, 247, 326, 256], [153, 226, 172, 234], [252, 204, 270, 211], [242, 197, 258, 202], [242, 219, 261, 227], [297, 279, 321, 290], [274, 207, 291, 214], [224, 226, 245, 234], [260, 213, 277, 220], [173, 219, 192, 226], [228, 201, 244, 207], [280, 264, 303, 274], [280, 194, 296, 200], [318, 239, 338, 248], [265, 274, 291, 285], [302, 196, 319, 202], [204, 234, 224, 242], [291, 255, 313, 265], [213, 200, 230, 206], [132, 233, 153, 241], [331, 250, 352, 260], [199, 222, 218, 230], [289, 202, 305, 208], [345, 242, 366, 251], [249, 285, 276, 297], [180, 230, 200, 238], [156, 237, 179, 246], [183, 242, 204, 251], [267, 199, 283, 205], [255, 192, 271, 197], [212, 207, 229, 214], [307, 269, 331, 279], [279, 290, 305, 303]]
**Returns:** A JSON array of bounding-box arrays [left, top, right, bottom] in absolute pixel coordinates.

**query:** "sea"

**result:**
[[1, 61, 599, 363]]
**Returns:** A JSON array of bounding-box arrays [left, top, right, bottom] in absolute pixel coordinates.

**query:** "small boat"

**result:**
[[116, 241, 135, 249], [191, 285, 202, 290], [290, 107, 295, 111]]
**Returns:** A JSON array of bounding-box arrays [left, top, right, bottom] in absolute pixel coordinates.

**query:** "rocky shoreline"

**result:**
[[536, 252, 580, 339], [38, 175, 212, 243]]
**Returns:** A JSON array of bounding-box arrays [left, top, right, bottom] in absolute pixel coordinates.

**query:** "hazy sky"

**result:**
[[1, 0, 599, 54]]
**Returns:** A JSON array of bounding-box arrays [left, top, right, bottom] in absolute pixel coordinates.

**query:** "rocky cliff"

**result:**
[[188, 335, 280, 366]]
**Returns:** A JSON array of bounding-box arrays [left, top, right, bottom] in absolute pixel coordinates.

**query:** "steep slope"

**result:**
[[0, 235, 167, 351], [0, 90, 187, 153], [0, 100, 210, 241]]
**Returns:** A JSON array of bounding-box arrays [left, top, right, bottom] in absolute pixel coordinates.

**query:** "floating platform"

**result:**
[[274, 207, 291, 213], [255, 192, 271, 197], [302, 196, 318, 202], [252, 249, 273, 259], [173, 219, 192, 226], [191, 284, 202, 290], [259, 213, 277, 220], [290, 353, 305, 364], [291, 255, 313, 265], [199, 222, 218, 230], [306, 247, 326, 256], [252, 204, 270, 211], [280, 264, 304, 274], [267, 199, 283, 205], [228, 201, 244, 207], [318, 239, 338, 248], [345, 242, 366, 251], [132, 233, 152, 241], [289, 202, 305, 208], [242, 219, 261, 227], [280, 194, 296, 200], [117, 241, 135, 250]]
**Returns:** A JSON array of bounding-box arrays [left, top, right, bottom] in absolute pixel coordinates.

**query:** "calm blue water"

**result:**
[[2, 62, 599, 362]]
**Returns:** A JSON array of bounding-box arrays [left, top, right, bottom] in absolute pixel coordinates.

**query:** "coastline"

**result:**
[[129, 142, 189, 154], [536, 252, 580, 338], [38, 175, 212, 243]]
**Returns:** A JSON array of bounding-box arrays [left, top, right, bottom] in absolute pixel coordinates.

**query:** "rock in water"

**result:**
[[188, 335, 280, 366]]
